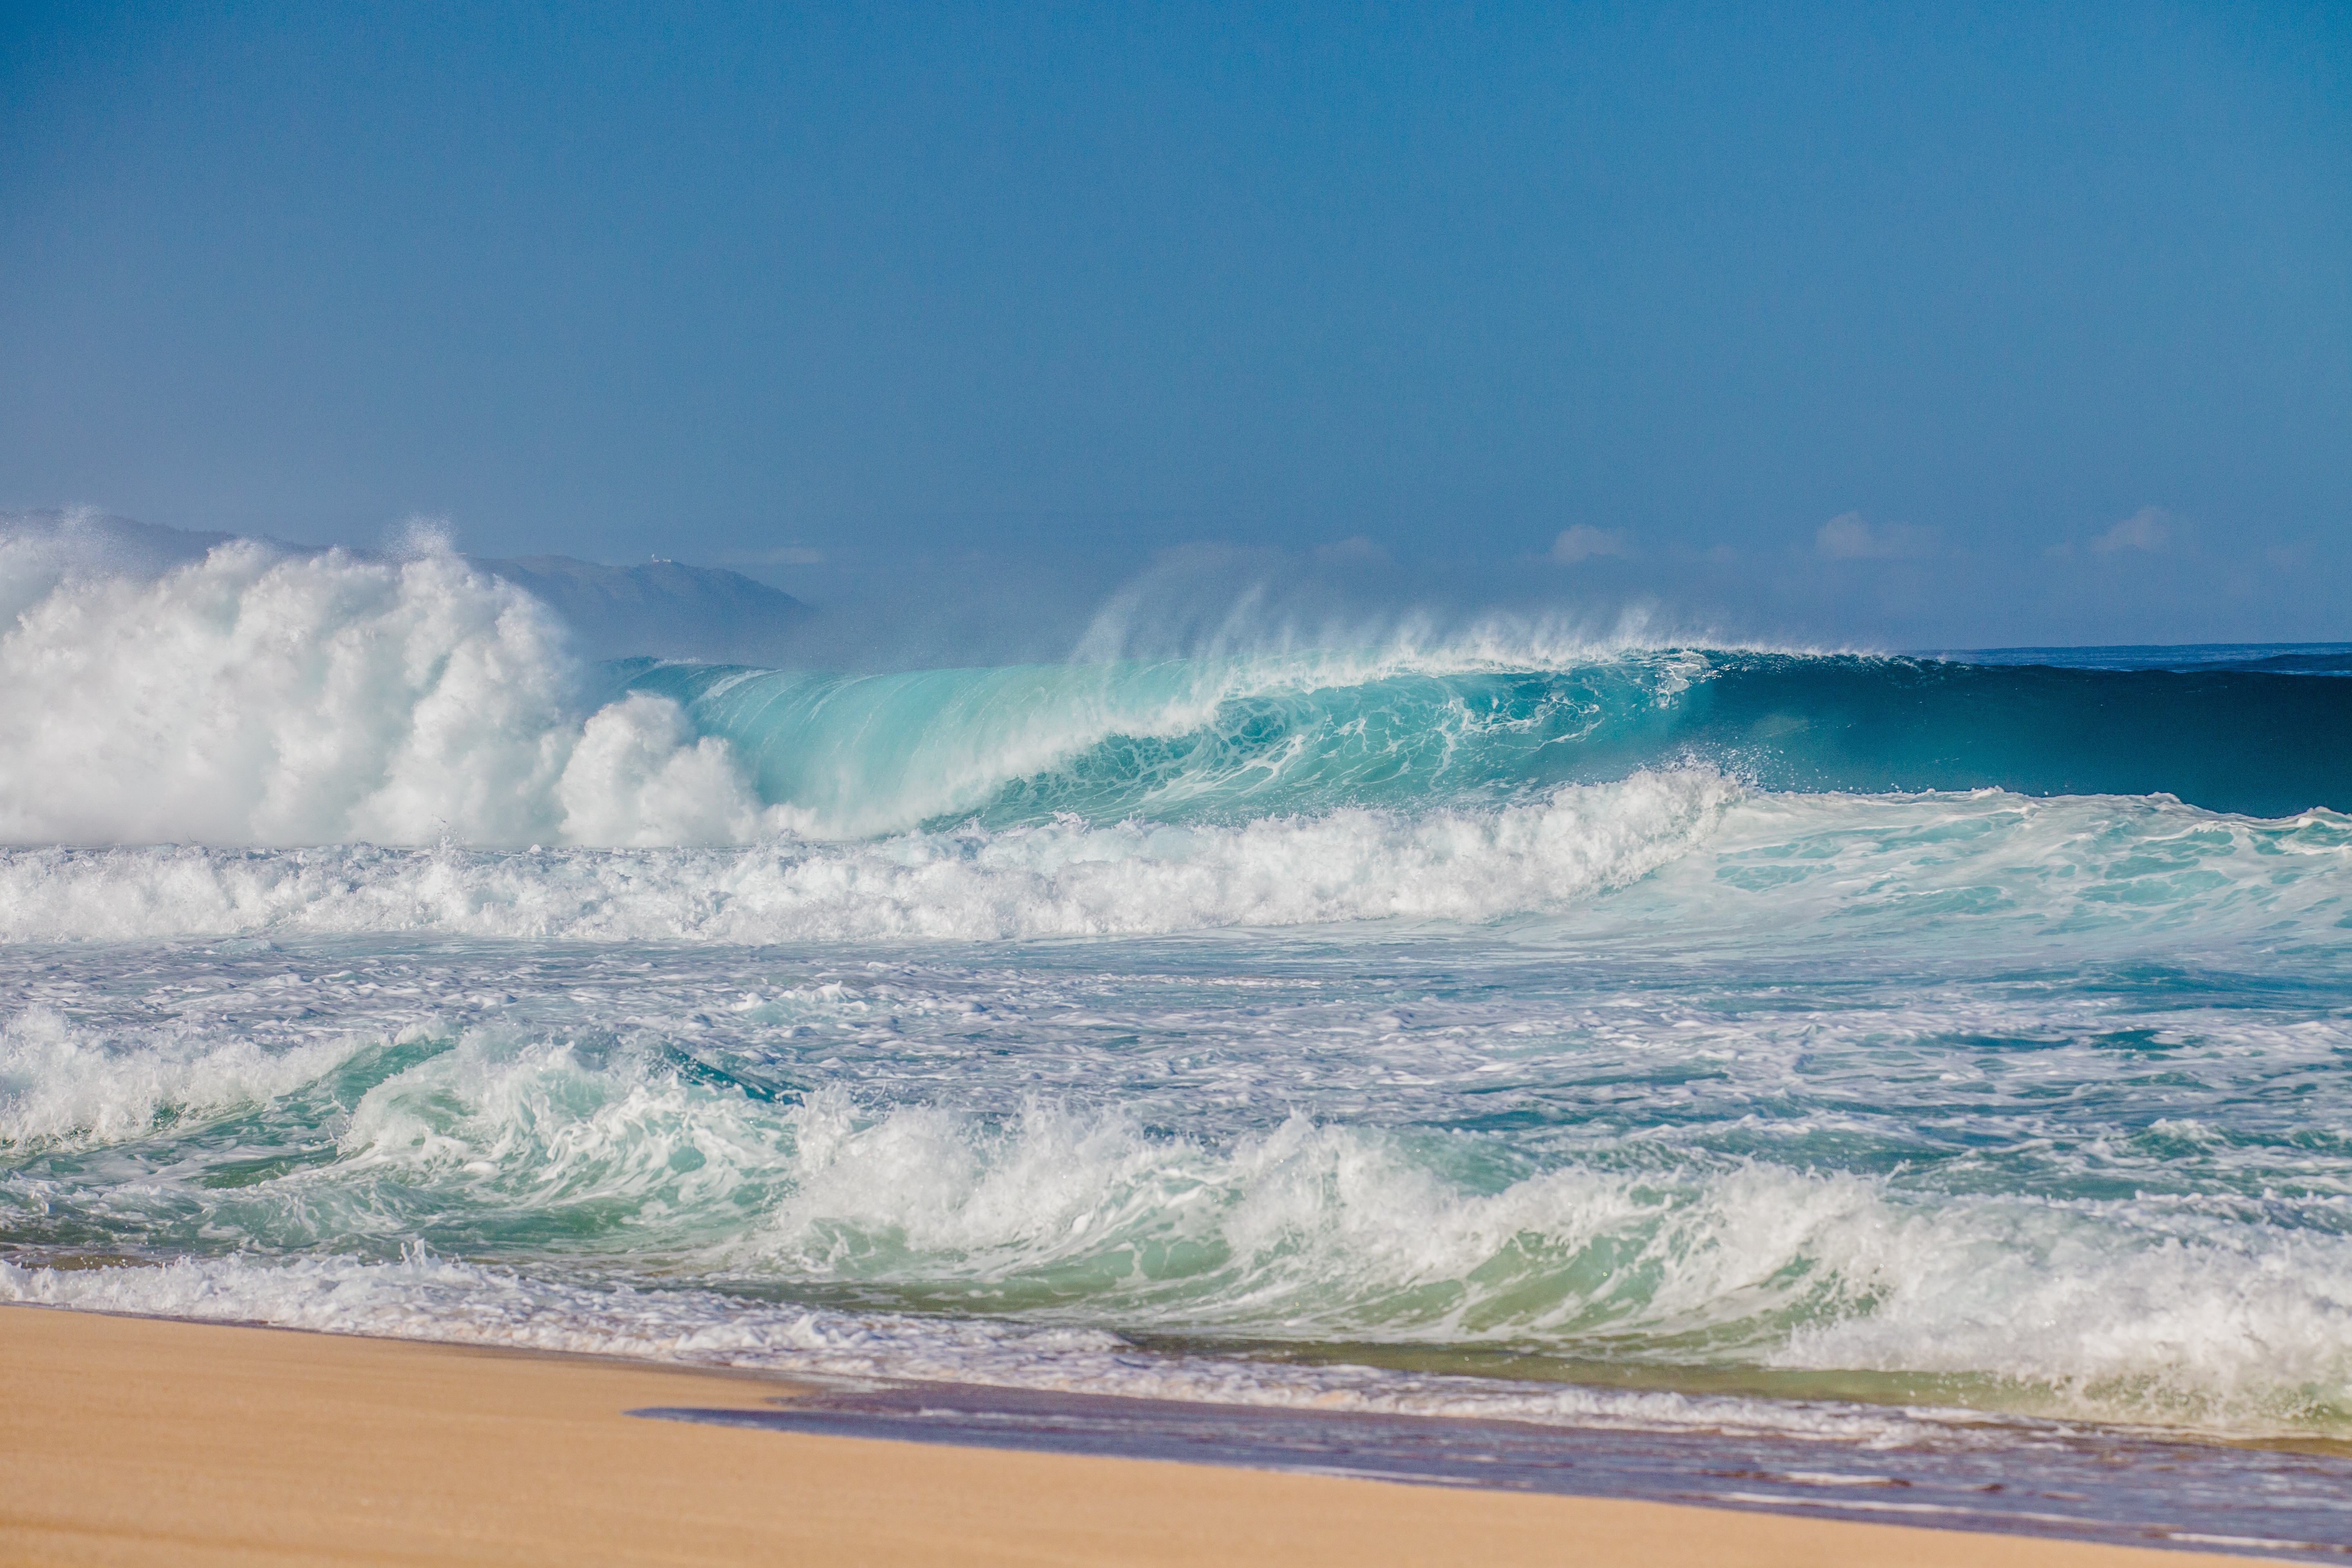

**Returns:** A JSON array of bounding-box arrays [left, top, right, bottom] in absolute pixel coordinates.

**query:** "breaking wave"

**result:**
[[9, 1028, 2352, 1436], [4, 525, 2349, 855]]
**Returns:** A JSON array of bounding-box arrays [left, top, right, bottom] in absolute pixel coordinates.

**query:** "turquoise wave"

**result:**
[[610, 650, 2352, 835]]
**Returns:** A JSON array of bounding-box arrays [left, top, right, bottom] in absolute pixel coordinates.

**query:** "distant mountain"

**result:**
[[468, 554, 813, 664]]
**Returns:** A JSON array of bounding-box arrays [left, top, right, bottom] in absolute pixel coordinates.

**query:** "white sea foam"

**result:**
[[0, 1005, 365, 1147], [326, 1029, 797, 1244], [1607, 785, 2352, 954], [0, 536, 781, 847], [1777, 1198, 2352, 1428], [0, 768, 1737, 942], [2, 770, 2341, 951]]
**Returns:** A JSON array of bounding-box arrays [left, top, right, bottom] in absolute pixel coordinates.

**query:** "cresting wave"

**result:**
[[623, 643, 2352, 831], [0, 522, 1685, 846], [5, 526, 2350, 854]]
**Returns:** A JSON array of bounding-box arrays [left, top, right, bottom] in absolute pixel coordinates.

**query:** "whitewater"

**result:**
[[7, 526, 2352, 1477]]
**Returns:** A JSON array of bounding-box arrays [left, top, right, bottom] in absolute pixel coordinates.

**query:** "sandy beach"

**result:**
[[0, 1304, 2283, 1567]]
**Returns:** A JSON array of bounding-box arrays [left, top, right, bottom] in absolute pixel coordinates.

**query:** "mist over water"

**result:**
[[5, 519, 2352, 1453]]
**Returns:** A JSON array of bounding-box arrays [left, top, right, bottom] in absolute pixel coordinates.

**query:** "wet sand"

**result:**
[[0, 1304, 2280, 1566]]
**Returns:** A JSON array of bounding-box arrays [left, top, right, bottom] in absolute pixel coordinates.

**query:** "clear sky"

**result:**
[[4, 2, 2347, 653]]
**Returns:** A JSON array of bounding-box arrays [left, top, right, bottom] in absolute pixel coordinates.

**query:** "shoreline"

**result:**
[[0, 1303, 2296, 1566]]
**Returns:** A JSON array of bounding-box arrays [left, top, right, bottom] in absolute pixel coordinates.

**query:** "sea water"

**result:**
[[4, 536, 2352, 1494]]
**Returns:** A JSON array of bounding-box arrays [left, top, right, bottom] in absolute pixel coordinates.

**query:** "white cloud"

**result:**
[[1814, 512, 1936, 559], [1550, 525, 1630, 564], [2091, 507, 2172, 554]]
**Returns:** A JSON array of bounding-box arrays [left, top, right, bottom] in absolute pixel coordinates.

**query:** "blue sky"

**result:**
[[4, 2, 2347, 651]]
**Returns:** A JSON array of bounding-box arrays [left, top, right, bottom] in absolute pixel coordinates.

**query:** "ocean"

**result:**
[[6, 538, 2352, 1552]]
